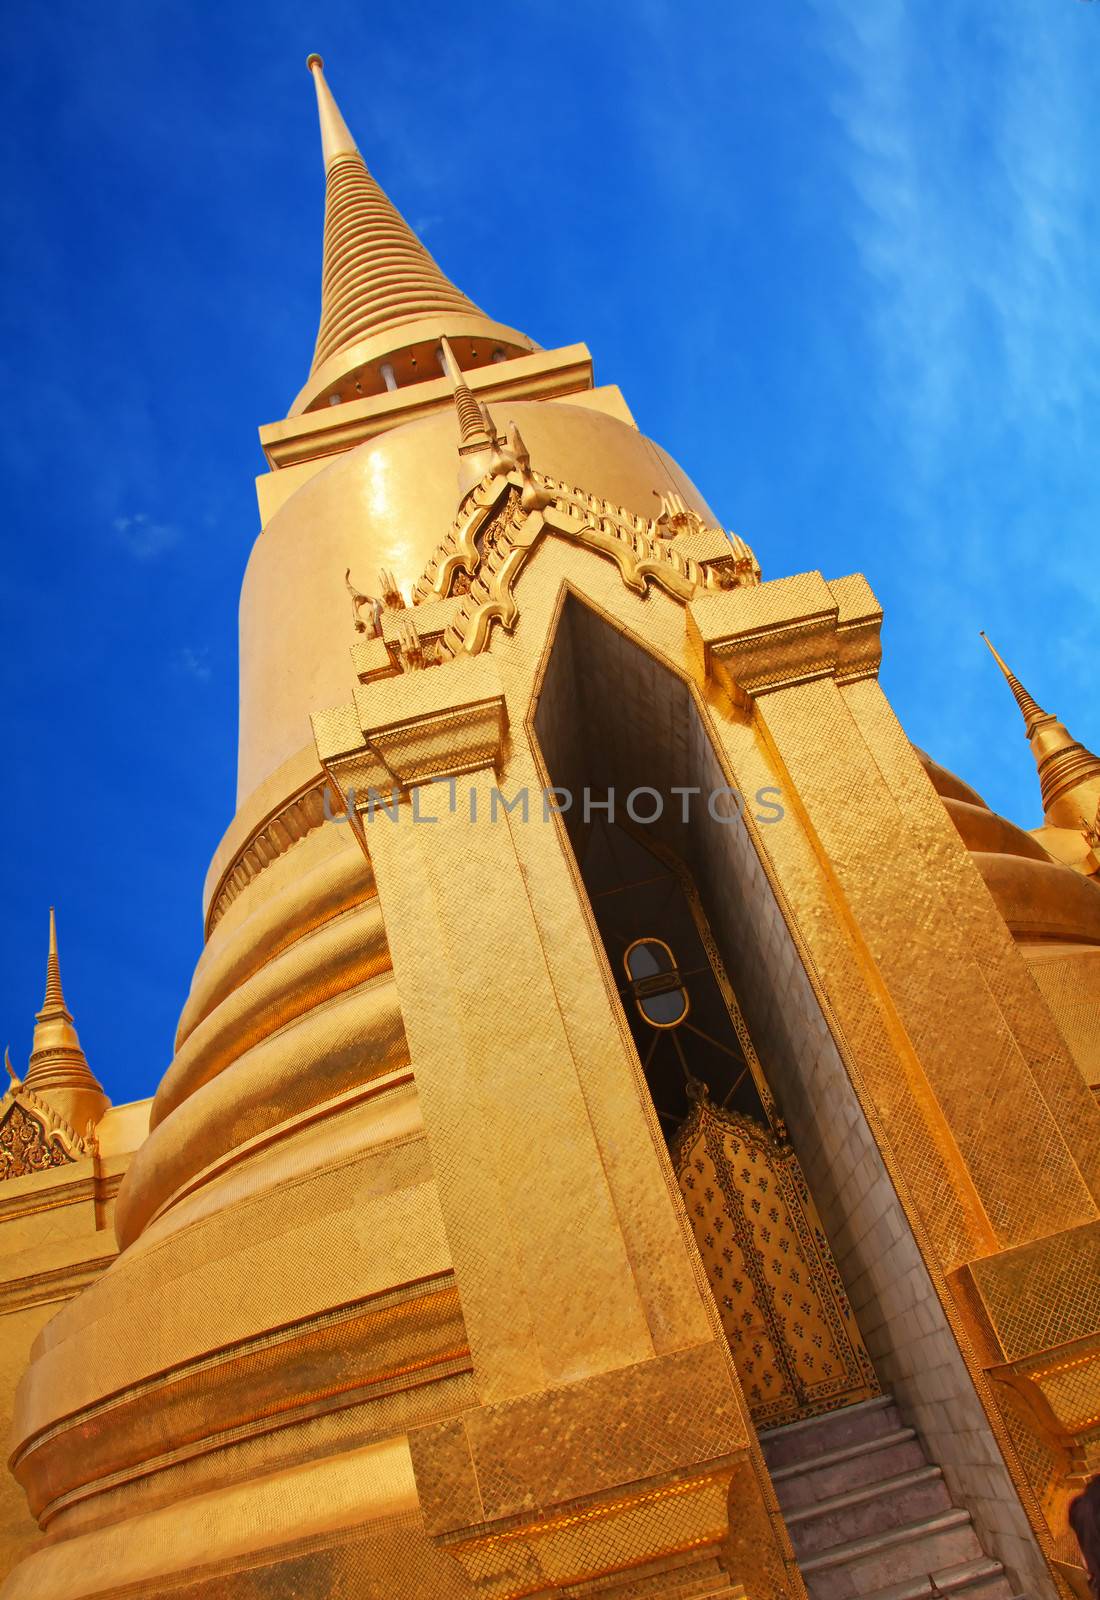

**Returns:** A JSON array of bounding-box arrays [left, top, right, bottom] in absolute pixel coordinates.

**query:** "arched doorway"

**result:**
[[529, 589, 885, 1426], [577, 814, 878, 1427]]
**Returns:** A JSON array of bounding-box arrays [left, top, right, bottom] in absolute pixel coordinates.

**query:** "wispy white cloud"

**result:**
[[112, 511, 180, 561], [175, 646, 212, 684], [812, 0, 1099, 800], [819, 1, 1098, 449]]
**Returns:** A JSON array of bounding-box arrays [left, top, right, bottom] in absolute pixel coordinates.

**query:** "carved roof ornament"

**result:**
[[345, 568, 382, 638], [377, 570, 406, 613], [0, 1079, 93, 1180], [331, 359, 761, 682], [392, 614, 438, 672], [344, 567, 409, 644], [392, 433, 763, 665], [654, 490, 704, 539], [0, 1098, 76, 1181], [0, 1033, 89, 1182]]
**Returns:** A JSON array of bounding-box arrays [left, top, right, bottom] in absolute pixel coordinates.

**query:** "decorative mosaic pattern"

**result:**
[[0, 1100, 73, 1181], [673, 1096, 879, 1426]]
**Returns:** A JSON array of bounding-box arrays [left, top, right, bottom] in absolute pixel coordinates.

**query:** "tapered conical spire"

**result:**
[[293, 57, 534, 417], [305, 52, 357, 165], [979, 633, 1048, 735], [981, 632, 1100, 830], [23, 908, 109, 1133], [41, 906, 66, 1011]]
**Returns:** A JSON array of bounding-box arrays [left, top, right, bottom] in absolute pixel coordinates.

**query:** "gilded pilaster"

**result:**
[[688, 570, 1100, 1591], [314, 643, 800, 1597]]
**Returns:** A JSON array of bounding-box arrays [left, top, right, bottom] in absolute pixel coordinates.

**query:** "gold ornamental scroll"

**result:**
[[673, 1095, 879, 1428], [0, 1101, 73, 1181]]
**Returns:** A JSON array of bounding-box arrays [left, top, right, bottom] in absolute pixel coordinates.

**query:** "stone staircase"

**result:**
[[760, 1395, 1018, 1600]]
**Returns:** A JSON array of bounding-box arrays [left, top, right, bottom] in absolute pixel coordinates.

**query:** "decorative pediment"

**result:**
[[339, 419, 763, 684], [0, 1092, 83, 1182], [403, 449, 761, 666]]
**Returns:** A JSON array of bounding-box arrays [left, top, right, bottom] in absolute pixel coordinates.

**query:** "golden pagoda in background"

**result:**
[[0, 56, 1098, 1600]]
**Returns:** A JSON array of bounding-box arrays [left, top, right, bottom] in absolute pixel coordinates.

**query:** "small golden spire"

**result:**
[[440, 337, 492, 450], [981, 632, 1100, 830], [23, 908, 110, 1134], [979, 632, 1049, 734], [41, 906, 67, 1013], [30, 908, 84, 1064]]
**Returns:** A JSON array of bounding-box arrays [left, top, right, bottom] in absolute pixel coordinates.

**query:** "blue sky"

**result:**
[[1, 0, 1097, 1107]]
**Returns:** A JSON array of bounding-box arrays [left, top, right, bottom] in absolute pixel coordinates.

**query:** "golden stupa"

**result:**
[[0, 56, 1098, 1600]]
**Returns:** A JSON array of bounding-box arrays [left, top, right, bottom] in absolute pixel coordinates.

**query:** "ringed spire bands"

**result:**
[[23, 907, 110, 1132], [980, 632, 1048, 735], [981, 631, 1100, 835], [295, 57, 535, 417]]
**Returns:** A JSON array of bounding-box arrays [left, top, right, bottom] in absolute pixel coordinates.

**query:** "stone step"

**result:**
[[771, 1428, 926, 1510], [799, 1509, 984, 1600], [860, 1556, 1014, 1600], [784, 1466, 952, 1557], [760, 1396, 902, 1471]]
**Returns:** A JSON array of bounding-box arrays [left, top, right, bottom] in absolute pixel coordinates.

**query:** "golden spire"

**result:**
[[981, 632, 1100, 827], [979, 632, 1048, 734], [294, 56, 533, 416], [305, 53, 357, 166], [41, 905, 66, 1011], [23, 908, 110, 1132], [32, 907, 79, 1053]]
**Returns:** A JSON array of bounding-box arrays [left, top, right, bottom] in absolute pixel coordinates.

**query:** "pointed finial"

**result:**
[[34, 907, 76, 1035], [41, 906, 67, 1014], [377, 569, 405, 611], [979, 632, 1049, 734], [506, 420, 530, 472], [306, 53, 359, 169], [23, 906, 110, 1132], [440, 337, 492, 452]]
